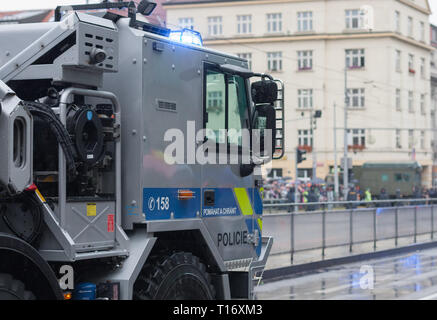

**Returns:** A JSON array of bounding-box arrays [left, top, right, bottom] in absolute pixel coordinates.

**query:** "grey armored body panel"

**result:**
[[0, 81, 33, 194]]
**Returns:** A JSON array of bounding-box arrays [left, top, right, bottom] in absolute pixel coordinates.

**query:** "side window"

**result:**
[[205, 69, 226, 143], [227, 75, 248, 145], [205, 65, 248, 146]]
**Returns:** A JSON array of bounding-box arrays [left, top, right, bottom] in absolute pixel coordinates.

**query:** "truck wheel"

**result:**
[[134, 252, 215, 300], [0, 274, 35, 300]]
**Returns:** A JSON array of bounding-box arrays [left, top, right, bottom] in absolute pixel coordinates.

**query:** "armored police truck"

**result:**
[[0, 1, 284, 300]]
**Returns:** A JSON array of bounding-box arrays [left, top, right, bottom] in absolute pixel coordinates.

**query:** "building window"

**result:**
[[237, 15, 252, 35], [298, 89, 313, 109], [395, 11, 400, 33], [268, 169, 283, 179], [408, 16, 413, 37], [208, 16, 223, 37], [267, 52, 282, 71], [408, 54, 415, 74], [298, 129, 313, 148], [297, 50, 313, 70], [433, 27, 437, 43], [297, 11, 313, 32], [395, 50, 401, 72], [408, 129, 414, 149], [345, 9, 364, 29], [420, 57, 425, 77], [420, 21, 425, 41], [346, 88, 365, 108], [178, 17, 194, 30], [237, 53, 252, 70], [420, 94, 426, 115], [420, 131, 425, 149], [347, 129, 365, 147], [346, 49, 365, 69], [207, 91, 224, 113], [408, 91, 414, 113], [267, 13, 282, 33], [396, 129, 402, 149], [396, 89, 401, 111]]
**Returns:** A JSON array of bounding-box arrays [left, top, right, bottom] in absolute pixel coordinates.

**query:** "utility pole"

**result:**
[[295, 150, 299, 213], [311, 109, 317, 181], [343, 65, 349, 200], [333, 103, 339, 201], [295, 148, 307, 212]]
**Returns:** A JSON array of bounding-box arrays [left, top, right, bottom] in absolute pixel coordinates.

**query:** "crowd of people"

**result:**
[[263, 179, 336, 211], [263, 178, 437, 211]]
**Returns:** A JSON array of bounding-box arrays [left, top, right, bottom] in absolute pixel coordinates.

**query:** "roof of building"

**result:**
[[0, 1, 168, 26], [164, 0, 258, 5], [0, 10, 54, 24], [146, 0, 168, 26]]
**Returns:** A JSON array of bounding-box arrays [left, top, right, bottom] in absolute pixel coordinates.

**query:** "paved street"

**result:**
[[255, 247, 437, 300]]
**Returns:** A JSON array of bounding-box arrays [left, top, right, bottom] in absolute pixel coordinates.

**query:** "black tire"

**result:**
[[133, 252, 215, 300], [0, 273, 35, 300]]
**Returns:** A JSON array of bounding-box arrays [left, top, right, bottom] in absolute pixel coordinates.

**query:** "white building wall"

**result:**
[[165, 0, 433, 185]]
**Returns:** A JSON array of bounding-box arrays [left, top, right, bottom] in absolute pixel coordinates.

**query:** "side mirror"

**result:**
[[251, 80, 278, 104], [253, 104, 276, 160], [240, 103, 276, 178], [137, 0, 157, 16]]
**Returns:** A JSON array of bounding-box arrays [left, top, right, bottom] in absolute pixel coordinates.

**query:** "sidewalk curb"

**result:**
[[263, 241, 437, 281]]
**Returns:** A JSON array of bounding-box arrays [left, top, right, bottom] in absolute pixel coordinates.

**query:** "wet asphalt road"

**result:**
[[255, 247, 437, 300]]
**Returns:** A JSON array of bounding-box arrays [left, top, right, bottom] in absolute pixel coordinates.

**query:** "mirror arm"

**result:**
[[252, 73, 274, 81]]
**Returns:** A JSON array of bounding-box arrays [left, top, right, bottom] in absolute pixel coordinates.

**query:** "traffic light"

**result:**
[[297, 148, 307, 164]]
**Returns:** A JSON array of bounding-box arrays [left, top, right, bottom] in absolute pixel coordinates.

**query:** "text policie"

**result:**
[[217, 230, 249, 247]]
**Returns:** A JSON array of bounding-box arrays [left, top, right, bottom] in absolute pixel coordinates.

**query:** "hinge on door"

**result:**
[[247, 230, 260, 245], [254, 180, 263, 188]]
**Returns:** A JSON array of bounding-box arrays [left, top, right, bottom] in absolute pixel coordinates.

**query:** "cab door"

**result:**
[[200, 62, 259, 261]]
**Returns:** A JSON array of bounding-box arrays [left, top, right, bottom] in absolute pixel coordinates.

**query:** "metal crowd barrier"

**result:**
[[262, 198, 437, 264]]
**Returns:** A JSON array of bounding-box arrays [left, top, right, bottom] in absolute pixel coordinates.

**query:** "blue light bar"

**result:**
[[169, 28, 203, 46]]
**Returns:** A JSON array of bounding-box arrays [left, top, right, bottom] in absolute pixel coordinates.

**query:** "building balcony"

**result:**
[[297, 66, 313, 72], [347, 65, 365, 70], [206, 105, 223, 114], [348, 144, 366, 152], [298, 145, 313, 153]]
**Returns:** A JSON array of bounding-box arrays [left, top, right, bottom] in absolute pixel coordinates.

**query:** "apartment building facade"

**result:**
[[431, 24, 437, 185], [165, 0, 434, 186]]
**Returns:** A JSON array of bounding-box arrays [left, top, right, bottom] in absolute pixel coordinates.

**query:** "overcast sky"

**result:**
[[0, 0, 437, 25]]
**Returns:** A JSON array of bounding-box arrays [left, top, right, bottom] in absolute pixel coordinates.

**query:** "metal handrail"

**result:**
[[261, 200, 437, 265], [264, 197, 437, 208]]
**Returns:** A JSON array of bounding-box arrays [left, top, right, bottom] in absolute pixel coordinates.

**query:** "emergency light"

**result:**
[[169, 28, 203, 46]]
